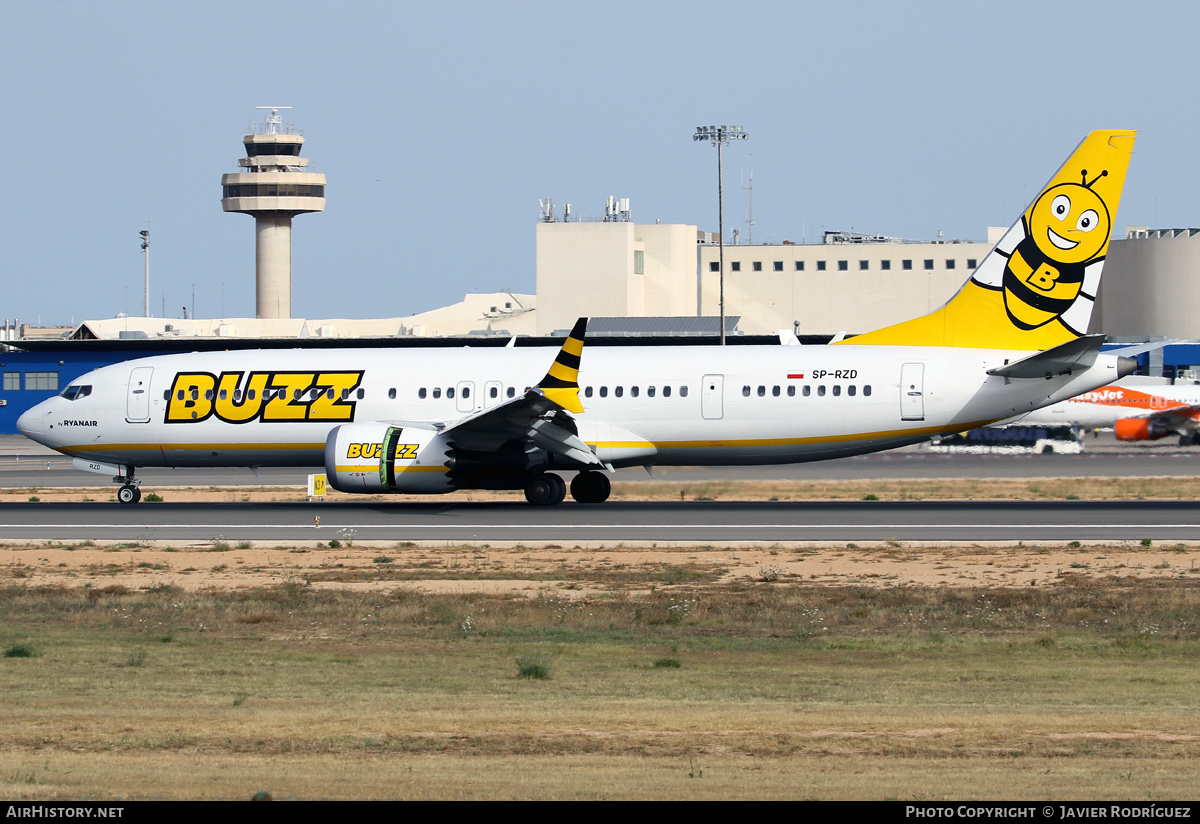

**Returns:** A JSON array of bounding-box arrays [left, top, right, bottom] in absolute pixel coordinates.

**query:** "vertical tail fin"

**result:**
[[844, 130, 1136, 350]]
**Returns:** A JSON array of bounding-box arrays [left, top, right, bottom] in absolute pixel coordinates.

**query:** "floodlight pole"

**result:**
[[694, 125, 747, 344], [139, 230, 150, 318]]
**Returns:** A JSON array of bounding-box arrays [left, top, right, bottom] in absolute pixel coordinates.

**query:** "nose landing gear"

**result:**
[[113, 466, 143, 505]]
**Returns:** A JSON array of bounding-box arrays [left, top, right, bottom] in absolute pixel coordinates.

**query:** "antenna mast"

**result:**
[[742, 157, 754, 245]]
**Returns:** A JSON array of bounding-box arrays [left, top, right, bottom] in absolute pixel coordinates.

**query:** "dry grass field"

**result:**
[[3, 475, 1200, 799], [3, 528, 1200, 798]]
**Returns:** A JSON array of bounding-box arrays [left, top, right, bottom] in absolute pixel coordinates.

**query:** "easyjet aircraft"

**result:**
[[18, 130, 1138, 505], [1015, 381, 1200, 445]]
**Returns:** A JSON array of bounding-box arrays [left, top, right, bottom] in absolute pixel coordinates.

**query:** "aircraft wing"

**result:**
[[403, 318, 604, 468]]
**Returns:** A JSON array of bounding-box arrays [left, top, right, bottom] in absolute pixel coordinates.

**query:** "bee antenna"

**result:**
[[1086, 169, 1108, 188]]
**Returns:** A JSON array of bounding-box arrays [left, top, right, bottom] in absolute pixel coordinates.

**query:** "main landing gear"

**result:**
[[522, 471, 611, 505], [569, 471, 611, 504], [114, 466, 142, 505]]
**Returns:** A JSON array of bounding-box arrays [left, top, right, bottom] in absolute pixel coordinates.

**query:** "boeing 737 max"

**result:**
[[18, 130, 1138, 504]]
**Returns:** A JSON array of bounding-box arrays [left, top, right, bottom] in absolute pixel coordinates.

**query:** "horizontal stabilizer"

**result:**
[[986, 334, 1110, 380], [1107, 338, 1200, 358]]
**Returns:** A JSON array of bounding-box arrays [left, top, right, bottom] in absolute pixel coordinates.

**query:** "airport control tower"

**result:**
[[221, 107, 326, 319]]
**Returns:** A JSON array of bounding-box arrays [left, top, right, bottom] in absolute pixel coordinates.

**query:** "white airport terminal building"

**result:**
[[57, 210, 1200, 345], [535, 210, 1200, 341]]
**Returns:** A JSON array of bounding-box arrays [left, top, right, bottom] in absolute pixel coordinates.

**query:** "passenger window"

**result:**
[[817, 385, 826, 397], [490, 386, 498, 398], [433, 387, 441, 399], [419, 388, 427, 399], [356, 388, 364, 399], [599, 386, 608, 398], [787, 385, 795, 397], [833, 385, 841, 397], [585, 386, 593, 398], [507, 387, 515, 398], [848, 385, 857, 396], [248, 389, 256, 400], [234, 389, 242, 402], [293, 389, 302, 400], [663, 386, 671, 397], [772, 386, 780, 397], [163, 390, 170, 401], [206, 389, 215, 401], [647, 386, 655, 397], [803, 386, 811, 397], [680, 386, 688, 397], [743, 385, 751, 397], [864, 385, 872, 397], [190, 389, 198, 401], [219, 389, 227, 400], [388, 388, 396, 400], [447, 387, 455, 399], [327, 389, 335, 400], [462, 387, 470, 399], [615, 386, 624, 398], [630, 386, 638, 398], [757, 386, 766, 397]]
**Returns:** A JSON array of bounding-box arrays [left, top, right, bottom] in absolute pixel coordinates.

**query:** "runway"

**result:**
[[0, 499, 1196, 543], [3, 435, 1198, 543], [3, 449, 1200, 488]]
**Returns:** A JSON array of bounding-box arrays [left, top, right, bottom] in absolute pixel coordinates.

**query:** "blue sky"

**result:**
[[1, 1, 1196, 325]]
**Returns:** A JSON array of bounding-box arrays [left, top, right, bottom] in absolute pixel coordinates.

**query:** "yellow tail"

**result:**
[[843, 130, 1136, 350]]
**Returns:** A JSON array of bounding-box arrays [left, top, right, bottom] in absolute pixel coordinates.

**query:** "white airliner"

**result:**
[[1013, 380, 1200, 445], [18, 130, 1138, 505]]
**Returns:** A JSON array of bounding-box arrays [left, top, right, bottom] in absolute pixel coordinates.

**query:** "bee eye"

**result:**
[[1051, 194, 1071, 218], [1076, 209, 1099, 232]]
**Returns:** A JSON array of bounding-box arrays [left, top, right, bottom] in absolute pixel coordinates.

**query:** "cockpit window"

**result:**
[[59, 385, 92, 401]]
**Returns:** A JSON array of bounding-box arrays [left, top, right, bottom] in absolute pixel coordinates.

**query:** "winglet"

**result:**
[[537, 318, 587, 413]]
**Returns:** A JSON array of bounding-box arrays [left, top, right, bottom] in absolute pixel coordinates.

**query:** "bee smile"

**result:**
[[1046, 227, 1078, 250]]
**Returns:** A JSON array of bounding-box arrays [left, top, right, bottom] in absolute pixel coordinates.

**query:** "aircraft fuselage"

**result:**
[[19, 343, 1127, 472]]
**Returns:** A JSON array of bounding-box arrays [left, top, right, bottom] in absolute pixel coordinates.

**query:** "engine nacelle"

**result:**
[[324, 422, 455, 494], [1114, 417, 1171, 442]]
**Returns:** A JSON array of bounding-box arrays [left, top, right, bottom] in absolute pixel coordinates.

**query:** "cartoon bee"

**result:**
[[996, 169, 1111, 332]]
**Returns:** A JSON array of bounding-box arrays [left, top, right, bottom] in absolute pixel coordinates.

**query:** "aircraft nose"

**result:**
[[16, 404, 45, 439]]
